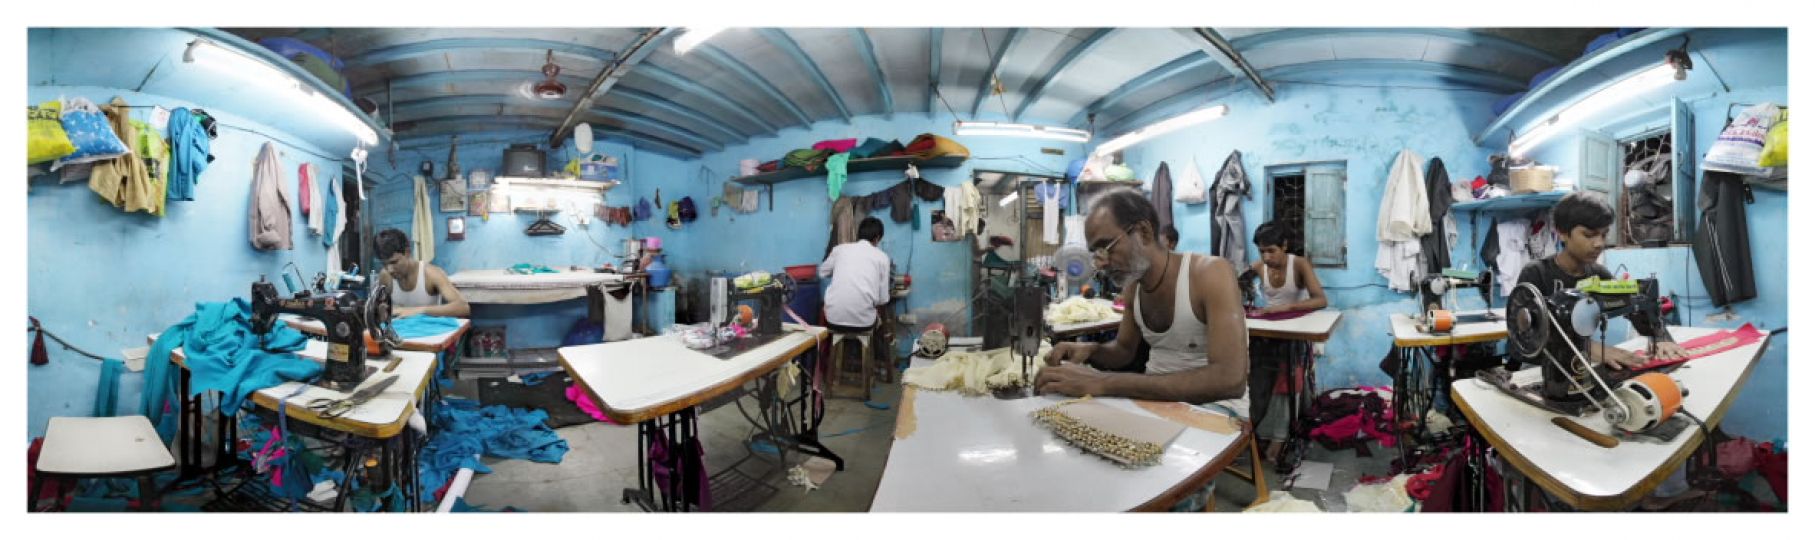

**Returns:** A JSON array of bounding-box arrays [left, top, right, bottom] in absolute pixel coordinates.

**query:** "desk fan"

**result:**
[[1053, 244, 1096, 299]]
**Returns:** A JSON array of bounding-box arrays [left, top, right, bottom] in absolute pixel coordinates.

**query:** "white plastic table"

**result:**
[[1243, 309, 1342, 473], [1451, 326, 1770, 510], [1246, 309, 1342, 342], [871, 357, 1248, 512]]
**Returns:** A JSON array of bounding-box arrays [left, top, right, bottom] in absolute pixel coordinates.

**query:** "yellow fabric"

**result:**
[[1759, 117, 1788, 168], [902, 343, 1052, 395], [88, 98, 160, 216], [1046, 297, 1117, 326], [412, 175, 435, 263], [27, 100, 76, 164], [132, 120, 169, 216]]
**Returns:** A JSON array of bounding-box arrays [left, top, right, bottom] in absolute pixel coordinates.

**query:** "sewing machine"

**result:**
[[1490, 276, 1690, 443], [700, 274, 796, 360], [1413, 268, 1498, 333], [994, 281, 1048, 400], [250, 272, 401, 391]]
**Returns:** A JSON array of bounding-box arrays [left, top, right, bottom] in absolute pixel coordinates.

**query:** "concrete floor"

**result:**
[[454, 373, 1399, 513]]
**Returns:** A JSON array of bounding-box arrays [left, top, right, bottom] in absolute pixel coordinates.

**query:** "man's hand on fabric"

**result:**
[[1045, 342, 1095, 366], [1651, 341, 1689, 361], [1600, 346, 1648, 370], [1035, 363, 1110, 397], [394, 306, 426, 319]]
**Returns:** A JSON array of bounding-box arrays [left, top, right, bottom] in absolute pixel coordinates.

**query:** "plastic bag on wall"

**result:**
[[1704, 102, 1780, 176], [1758, 115, 1788, 168]]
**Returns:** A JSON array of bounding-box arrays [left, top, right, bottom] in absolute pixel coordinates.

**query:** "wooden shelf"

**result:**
[[1451, 191, 1569, 214], [730, 155, 968, 186]]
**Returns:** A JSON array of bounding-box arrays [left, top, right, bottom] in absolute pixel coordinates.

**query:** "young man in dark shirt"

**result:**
[[1515, 191, 1688, 369]]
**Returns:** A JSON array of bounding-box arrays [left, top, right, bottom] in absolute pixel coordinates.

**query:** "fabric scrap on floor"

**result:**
[[392, 315, 464, 339], [1345, 474, 1414, 512], [142, 298, 318, 441], [1243, 492, 1322, 512], [417, 398, 570, 504], [564, 384, 617, 424]]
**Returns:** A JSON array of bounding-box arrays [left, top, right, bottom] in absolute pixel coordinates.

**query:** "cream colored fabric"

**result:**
[[1046, 296, 1117, 326], [1344, 474, 1414, 512], [903, 343, 1053, 395], [412, 174, 435, 263], [1243, 493, 1323, 512]]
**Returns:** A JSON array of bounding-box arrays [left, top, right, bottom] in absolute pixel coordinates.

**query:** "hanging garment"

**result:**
[[132, 120, 170, 216], [298, 163, 313, 218], [1375, 240, 1423, 292], [249, 142, 294, 250], [1375, 149, 1430, 290], [826, 152, 851, 200], [1493, 218, 1532, 295], [1693, 171, 1757, 307], [88, 98, 161, 216], [1211, 151, 1251, 269], [323, 175, 342, 248], [1151, 162, 1174, 233], [1480, 217, 1501, 278], [1525, 218, 1560, 261], [413, 174, 435, 263], [306, 165, 326, 236], [825, 196, 861, 257], [1421, 158, 1453, 273], [141, 298, 317, 442], [912, 178, 945, 201], [1042, 184, 1061, 245], [1176, 156, 1208, 204], [956, 180, 982, 236], [166, 107, 210, 202]]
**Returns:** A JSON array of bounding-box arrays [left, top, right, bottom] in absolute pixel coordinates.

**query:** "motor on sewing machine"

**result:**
[[251, 272, 401, 391], [1504, 276, 1687, 435], [712, 272, 794, 339], [1413, 268, 1496, 333]]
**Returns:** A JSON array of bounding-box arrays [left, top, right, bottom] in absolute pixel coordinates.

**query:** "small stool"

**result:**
[[827, 330, 874, 402], [30, 416, 176, 512]]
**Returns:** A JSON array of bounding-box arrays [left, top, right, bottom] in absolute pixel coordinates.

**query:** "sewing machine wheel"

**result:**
[[1506, 283, 1549, 360]]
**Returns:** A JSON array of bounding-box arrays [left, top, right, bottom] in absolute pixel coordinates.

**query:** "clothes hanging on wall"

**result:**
[[1375, 149, 1430, 291], [412, 174, 435, 262], [825, 152, 851, 201], [88, 98, 161, 216], [1176, 155, 1208, 204], [826, 196, 861, 257], [1043, 184, 1061, 245], [166, 107, 211, 202], [249, 142, 294, 251], [1151, 162, 1174, 233], [1693, 170, 1757, 307], [1492, 218, 1532, 295], [1211, 151, 1251, 269], [951, 180, 982, 237], [1421, 157, 1454, 274]]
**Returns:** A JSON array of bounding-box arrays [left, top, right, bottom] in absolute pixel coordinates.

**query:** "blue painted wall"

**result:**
[[644, 116, 1082, 357], [1117, 72, 1501, 391], [26, 87, 344, 440], [365, 134, 695, 349], [1493, 28, 1788, 442]]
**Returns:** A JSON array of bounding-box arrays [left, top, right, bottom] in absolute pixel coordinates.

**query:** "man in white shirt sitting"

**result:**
[[820, 217, 892, 336]]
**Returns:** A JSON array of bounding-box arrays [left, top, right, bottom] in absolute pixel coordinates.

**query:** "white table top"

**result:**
[[152, 334, 438, 439], [1390, 308, 1507, 347], [1451, 326, 1770, 510], [871, 358, 1245, 512], [559, 325, 826, 424], [1047, 298, 1122, 338], [279, 313, 469, 353], [38, 416, 176, 476], [1246, 309, 1342, 342]]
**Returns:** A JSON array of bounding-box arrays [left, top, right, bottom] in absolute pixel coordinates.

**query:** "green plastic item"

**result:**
[[1575, 276, 1639, 295], [1440, 268, 1481, 280]]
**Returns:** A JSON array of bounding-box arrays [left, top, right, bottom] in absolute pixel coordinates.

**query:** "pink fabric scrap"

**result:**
[[812, 138, 858, 153], [565, 384, 616, 425]]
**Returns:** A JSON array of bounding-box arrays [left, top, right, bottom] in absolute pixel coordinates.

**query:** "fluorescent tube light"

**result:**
[[184, 39, 378, 146], [953, 121, 1091, 143], [998, 191, 1020, 207], [674, 27, 726, 55], [1509, 64, 1675, 158], [1093, 104, 1229, 157]]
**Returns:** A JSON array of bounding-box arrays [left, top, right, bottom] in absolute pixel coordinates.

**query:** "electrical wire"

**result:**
[[26, 318, 107, 361]]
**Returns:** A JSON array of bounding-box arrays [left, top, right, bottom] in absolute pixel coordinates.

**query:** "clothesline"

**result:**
[[115, 104, 348, 163], [26, 317, 107, 362]]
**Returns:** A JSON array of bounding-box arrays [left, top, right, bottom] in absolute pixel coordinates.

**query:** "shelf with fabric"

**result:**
[[1451, 191, 1570, 214], [730, 155, 967, 186]]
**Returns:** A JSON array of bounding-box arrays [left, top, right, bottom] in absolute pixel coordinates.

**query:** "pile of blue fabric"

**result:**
[[141, 298, 320, 442], [417, 398, 570, 504], [392, 314, 464, 339]]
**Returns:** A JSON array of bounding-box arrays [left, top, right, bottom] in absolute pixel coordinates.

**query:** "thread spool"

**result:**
[[1428, 309, 1455, 332], [281, 273, 301, 295]]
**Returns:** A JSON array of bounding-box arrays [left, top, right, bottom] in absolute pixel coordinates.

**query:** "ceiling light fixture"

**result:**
[[1666, 36, 1694, 81], [183, 38, 378, 146], [1092, 104, 1229, 158], [1509, 64, 1676, 158], [953, 121, 1091, 143], [674, 27, 726, 55]]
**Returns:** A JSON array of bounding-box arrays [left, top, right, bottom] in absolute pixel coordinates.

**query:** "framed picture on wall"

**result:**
[[447, 216, 465, 241], [469, 191, 489, 217], [440, 180, 466, 212]]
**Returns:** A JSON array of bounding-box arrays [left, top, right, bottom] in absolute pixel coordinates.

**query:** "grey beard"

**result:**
[[1107, 238, 1154, 289]]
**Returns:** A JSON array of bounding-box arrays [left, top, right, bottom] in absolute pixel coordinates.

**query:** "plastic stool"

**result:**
[[828, 331, 873, 402], [31, 416, 176, 512]]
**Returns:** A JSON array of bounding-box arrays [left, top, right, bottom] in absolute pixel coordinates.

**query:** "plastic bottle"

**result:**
[[647, 253, 672, 288]]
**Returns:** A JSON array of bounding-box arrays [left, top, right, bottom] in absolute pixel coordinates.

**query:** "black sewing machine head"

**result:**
[[1507, 276, 1662, 407], [728, 274, 794, 338], [1415, 269, 1493, 315], [251, 274, 400, 391]]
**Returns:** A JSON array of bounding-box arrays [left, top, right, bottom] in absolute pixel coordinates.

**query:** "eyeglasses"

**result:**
[[1092, 225, 1138, 260]]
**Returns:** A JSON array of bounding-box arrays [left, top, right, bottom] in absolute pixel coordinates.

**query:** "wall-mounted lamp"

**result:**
[[1092, 104, 1229, 157], [1509, 64, 1676, 158], [1666, 37, 1694, 81], [952, 121, 1091, 143], [182, 38, 379, 146]]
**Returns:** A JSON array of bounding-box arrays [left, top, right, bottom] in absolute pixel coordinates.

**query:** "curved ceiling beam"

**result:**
[[1013, 28, 1116, 122], [346, 38, 618, 68], [394, 128, 554, 150], [971, 28, 1025, 118], [849, 29, 893, 120], [1068, 52, 1215, 128], [1229, 28, 1563, 66], [353, 69, 591, 98], [636, 64, 781, 136], [927, 28, 943, 116], [551, 27, 675, 147], [691, 44, 812, 128], [1178, 27, 1275, 103], [607, 86, 753, 141], [759, 29, 852, 124], [389, 98, 724, 152], [394, 115, 701, 157]]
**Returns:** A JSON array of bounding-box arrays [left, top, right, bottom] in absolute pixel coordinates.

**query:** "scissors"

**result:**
[[307, 375, 400, 419]]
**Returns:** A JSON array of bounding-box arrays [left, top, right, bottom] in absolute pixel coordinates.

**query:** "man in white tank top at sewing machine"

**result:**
[[1036, 188, 1251, 418], [1246, 220, 1328, 463], [376, 228, 471, 318]]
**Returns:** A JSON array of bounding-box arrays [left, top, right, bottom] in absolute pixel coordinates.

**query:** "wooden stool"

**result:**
[[30, 416, 176, 512], [828, 330, 874, 402]]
